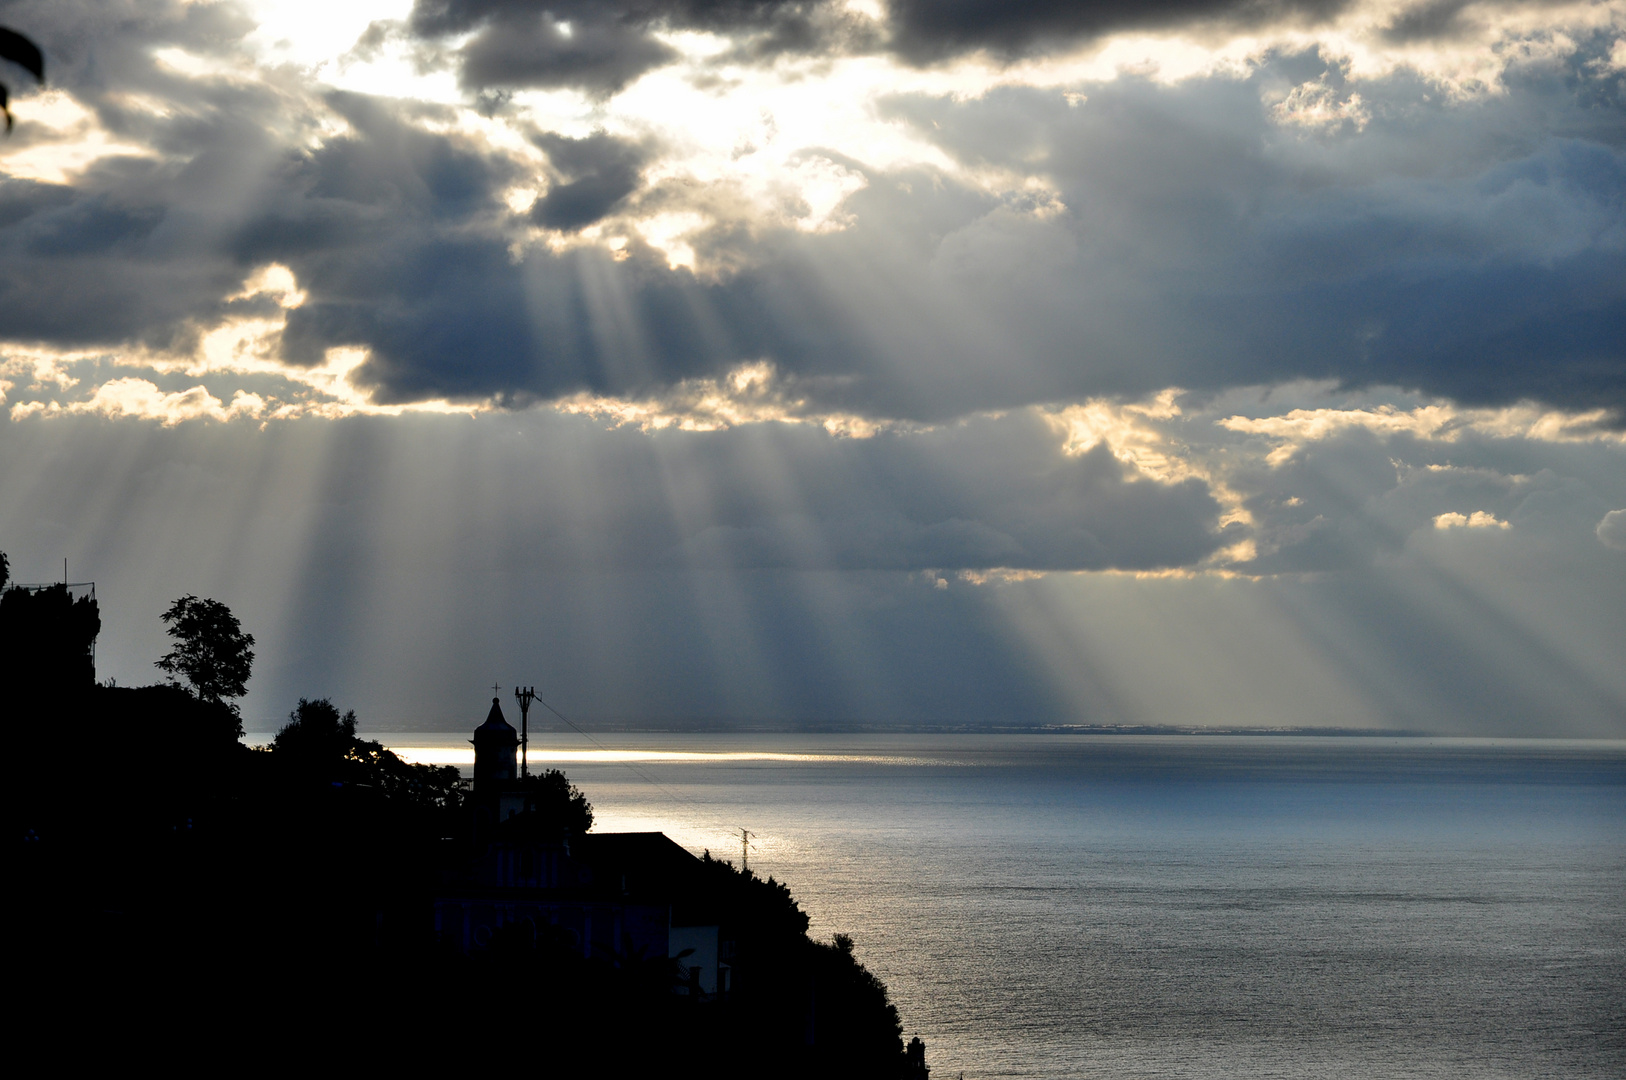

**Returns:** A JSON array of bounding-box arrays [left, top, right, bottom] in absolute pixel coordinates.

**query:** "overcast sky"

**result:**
[[1, 0, 1622, 734]]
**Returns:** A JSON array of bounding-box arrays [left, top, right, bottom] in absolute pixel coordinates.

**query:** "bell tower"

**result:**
[[471, 696, 517, 793]]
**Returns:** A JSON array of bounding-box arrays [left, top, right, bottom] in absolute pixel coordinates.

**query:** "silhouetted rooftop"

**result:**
[[474, 697, 515, 738], [573, 832, 707, 900]]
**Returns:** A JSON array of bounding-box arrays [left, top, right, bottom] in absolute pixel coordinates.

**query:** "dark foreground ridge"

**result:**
[[6, 552, 927, 1076]]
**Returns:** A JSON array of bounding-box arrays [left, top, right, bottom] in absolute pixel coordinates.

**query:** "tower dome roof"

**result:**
[[475, 696, 516, 738]]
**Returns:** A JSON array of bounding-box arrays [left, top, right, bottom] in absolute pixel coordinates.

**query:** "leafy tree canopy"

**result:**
[[273, 696, 357, 759], [697, 849, 811, 941], [156, 595, 255, 713], [272, 696, 466, 811], [0, 550, 102, 693], [515, 768, 595, 834]]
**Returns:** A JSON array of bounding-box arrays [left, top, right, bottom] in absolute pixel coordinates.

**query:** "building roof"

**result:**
[[572, 832, 708, 904], [473, 696, 516, 741]]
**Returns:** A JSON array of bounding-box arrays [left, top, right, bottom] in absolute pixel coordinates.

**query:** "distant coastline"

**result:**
[[1040, 723, 1429, 738]]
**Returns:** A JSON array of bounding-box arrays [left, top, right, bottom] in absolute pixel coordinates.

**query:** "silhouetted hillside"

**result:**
[[9, 551, 923, 1077]]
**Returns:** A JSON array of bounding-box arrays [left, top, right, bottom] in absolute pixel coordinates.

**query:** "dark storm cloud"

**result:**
[[2, 2, 1623, 421], [507, 410, 1231, 573], [0, 33, 523, 356], [0, 0, 708, 389], [295, 92, 518, 223], [456, 10, 678, 96], [1374, 0, 1580, 43], [266, 50, 1626, 418], [0, 405, 1228, 577], [409, 0, 864, 94], [0, 158, 266, 351], [406, 0, 1350, 91], [0, 0, 256, 112], [657, 419, 1234, 572], [883, 0, 1347, 62], [846, 63, 1626, 418], [278, 239, 538, 389], [1380, 0, 1476, 41], [530, 131, 655, 230], [0, 0, 310, 348]]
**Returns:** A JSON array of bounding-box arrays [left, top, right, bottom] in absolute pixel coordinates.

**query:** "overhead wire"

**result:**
[[528, 692, 754, 864]]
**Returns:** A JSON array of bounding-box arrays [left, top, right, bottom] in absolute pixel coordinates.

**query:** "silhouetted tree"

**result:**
[[273, 696, 358, 759], [156, 596, 255, 723], [271, 696, 466, 811], [0, 580, 101, 694], [685, 852, 913, 1077], [812, 933, 909, 1069], [696, 849, 811, 940], [515, 768, 594, 834], [0, 549, 9, 590], [0, 28, 44, 132]]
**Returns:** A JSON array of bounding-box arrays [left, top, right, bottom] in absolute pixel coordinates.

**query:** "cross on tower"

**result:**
[[490, 682, 502, 698]]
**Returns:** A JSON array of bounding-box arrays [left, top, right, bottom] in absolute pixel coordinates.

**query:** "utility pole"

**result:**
[[514, 686, 537, 777], [739, 828, 754, 873]]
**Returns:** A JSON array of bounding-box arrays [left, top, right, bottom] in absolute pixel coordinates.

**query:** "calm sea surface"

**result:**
[[318, 733, 1625, 1079]]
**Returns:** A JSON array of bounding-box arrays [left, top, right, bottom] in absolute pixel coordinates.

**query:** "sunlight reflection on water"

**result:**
[[385, 746, 945, 767]]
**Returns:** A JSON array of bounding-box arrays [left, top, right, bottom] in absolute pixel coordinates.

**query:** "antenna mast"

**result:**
[[739, 828, 754, 873], [514, 686, 537, 777]]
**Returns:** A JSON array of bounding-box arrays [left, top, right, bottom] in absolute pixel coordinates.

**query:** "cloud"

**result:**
[[6, 397, 1623, 732], [1219, 400, 1624, 467], [541, 404, 1238, 573], [1599, 509, 1626, 550], [555, 359, 892, 436], [531, 130, 656, 231], [409, 0, 877, 96], [10, 376, 263, 424], [0, 1, 320, 351], [1434, 510, 1509, 529], [868, 66, 1626, 411], [15, 343, 1621, 581], [233, 51, 1626, 418], [1270, 77, 1369, 131], [0, 0, 1622, 425], [883, 0, 1346, 63], [398, 0, 1625, 98], [665, 423, 1234, 573], [455, 10, 679, 97]]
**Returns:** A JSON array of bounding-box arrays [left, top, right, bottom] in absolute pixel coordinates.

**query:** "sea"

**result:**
[[283, 732, 1626, 1079]]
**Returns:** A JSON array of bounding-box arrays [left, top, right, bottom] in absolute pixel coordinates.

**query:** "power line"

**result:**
[[513, 685, 537, 777], [527, 692, 754, 866]]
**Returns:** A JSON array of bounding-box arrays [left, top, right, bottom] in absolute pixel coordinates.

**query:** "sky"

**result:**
[[0, 0, 1622, 734]]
